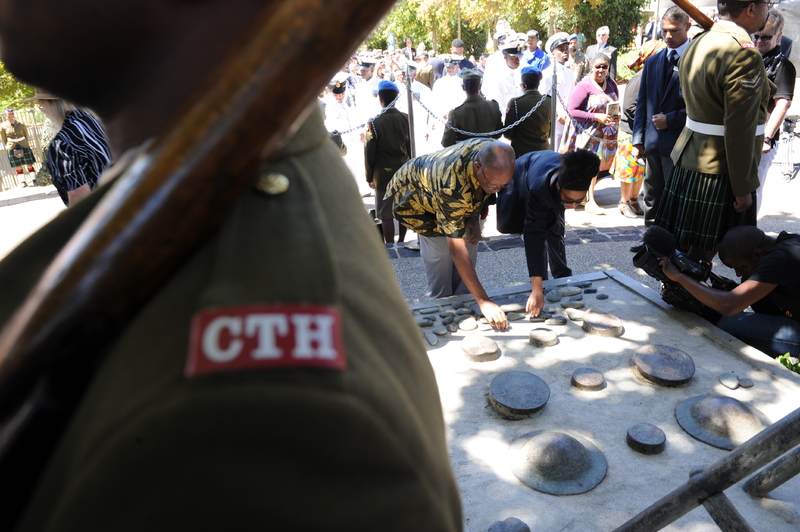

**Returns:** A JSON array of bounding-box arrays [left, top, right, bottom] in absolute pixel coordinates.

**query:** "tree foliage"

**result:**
[[363, 0, 643, 58], [0, 62, 34, 110]]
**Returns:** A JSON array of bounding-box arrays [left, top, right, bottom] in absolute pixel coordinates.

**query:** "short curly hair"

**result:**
[[557, 149, 600, 191]]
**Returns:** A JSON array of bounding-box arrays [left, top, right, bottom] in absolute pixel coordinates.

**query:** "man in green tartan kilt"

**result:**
[[655, 0, 771, 262]]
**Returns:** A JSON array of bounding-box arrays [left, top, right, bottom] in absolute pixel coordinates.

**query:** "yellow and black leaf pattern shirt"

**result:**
[[386, 138, 492, 238]]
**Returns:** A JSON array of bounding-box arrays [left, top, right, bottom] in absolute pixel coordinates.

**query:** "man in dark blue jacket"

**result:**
[[631, 6, 691, 242], [496, 149, 599, 316]]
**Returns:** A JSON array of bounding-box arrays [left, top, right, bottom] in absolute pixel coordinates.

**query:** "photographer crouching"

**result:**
[[659, 226, 800, 358]]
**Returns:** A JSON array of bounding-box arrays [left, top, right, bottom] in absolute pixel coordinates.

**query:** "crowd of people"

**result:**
[[321, 4, 798, 358]]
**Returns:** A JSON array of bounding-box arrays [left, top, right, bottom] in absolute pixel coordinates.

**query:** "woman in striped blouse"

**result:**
[[24, 90, 112, 206]]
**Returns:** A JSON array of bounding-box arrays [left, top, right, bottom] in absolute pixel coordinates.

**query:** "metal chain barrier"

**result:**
[[328, 92, 402, 137]]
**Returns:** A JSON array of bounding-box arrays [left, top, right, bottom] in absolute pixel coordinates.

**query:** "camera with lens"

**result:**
[[632, 227, 737, 324]]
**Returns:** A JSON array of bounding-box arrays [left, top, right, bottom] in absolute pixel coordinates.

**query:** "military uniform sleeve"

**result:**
[[503, 99, 517, 141], [491, 101, 503, 139], [441, 113, 457, 147], [364, 121, 377, 182], [724, 47, 769, 196]]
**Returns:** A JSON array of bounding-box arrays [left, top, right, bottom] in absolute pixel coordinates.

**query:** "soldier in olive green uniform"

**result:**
[[441, 69, 503, 147], [503, 66, 552, 158], [365, 80, 411, 243], [656, 0, 771, 262], [0, 0, 463, 530]]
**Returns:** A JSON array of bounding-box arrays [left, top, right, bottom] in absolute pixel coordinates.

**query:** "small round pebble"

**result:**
[[545, 316, 567, 326], [459, 317, 478, 331], [445, 323, 458, 333], [461, 333, 500, 362], [584, 288, 598, 294], [561, 301, 585, 309], [419, 306, 439, 315], [416, 317, 434, 327], [575, 282, 593, 288], [488, 517, 531, 532], [545, 289, 563, 302], [544, 307, 558, 314], [442, 315, 455, 325], [439, 312, 454, 318], [739, 377, 755, 388], [529, 328, 558, 347], [571, 368, 605, 391], [507, 312, 526, 321], [719, 374, 740, 390], [626, 423, 666, 455], [566, 308, 585, 321], [560, 286, 582, 297], [432, 326, 447, 336], [479, 317, 490, 324], [456, 307, 473, 315], [529, 312, 552, 323], [569, 294, 583, 301], [451, 301, 465, 309], [596, 293, 609, 300], [424, 333, 438, 346], [501, 303, 526, 313]]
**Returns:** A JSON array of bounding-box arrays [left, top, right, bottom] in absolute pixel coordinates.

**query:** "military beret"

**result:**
[[459, 68, 483, 81], [527, 30, 540, 39], [569, 34, 579, 41], [452, 38, 465, 48], [378, 80, 399, 92], [520, 66, 541, 76]]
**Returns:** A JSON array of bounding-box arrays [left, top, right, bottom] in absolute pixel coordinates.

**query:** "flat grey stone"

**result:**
[[451, 301, 465, 309], [574, 282, 593, 288], [739, 377, 755, 388], [627, 423, 666, 455], [501, 303, 525, 313], [442, 315, 454, 325], [488, 517, 531, 532], [582, 309, 623, 337], [560, 286, 582, 297], [507, 312, 526, 321], [455, 314, 472, 323], [446, 323, 458, 333], [584, 288, 598, 294], [416, 317, 434, 327], [571, 368, 605, 391], [566, 308, 585, 321], [425, 333, 438, 346], [545, 316, 567, 326], [530, 328, 558, 347], [719, 374, 740, 390], [633, 345, 695, 386], [489, 371, 550, 419], [544, 306, 558, 314], [561, 301, 585, 309], [432, 326, 447, 336], [479, 317, 490, 324], [569, 294, 583, 301], [461, 333, 500, 362], [439, 312, 455, 318], [596, 293, 609, 300], [456, 307, 473, 315], [459, 317, 478, 331], [545, 289, 563, 302], [419, 306, 439, 315], [478, 323, 494, 331]]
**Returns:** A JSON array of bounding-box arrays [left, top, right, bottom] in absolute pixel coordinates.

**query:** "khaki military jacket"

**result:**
[[670, 21, 769, 196], [3, 108, 462, 532], [441, 94, 503, 148], [503, 90, 552, 158], [0, 120, 30, 149]]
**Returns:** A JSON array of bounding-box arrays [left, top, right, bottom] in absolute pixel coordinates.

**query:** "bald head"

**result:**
[[474, 142, 515, 193]]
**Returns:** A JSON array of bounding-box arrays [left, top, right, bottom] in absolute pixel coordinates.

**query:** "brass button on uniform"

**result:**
[[254, 172, 290, 196]]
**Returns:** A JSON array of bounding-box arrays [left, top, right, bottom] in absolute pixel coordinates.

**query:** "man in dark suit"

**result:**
[[585, 26, 618, 79], [631, 6, 691, 248], [441, 69, 502, 147], [496, 149, 599, 317]]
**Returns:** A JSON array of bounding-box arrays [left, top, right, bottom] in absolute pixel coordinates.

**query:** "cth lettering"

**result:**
[[187, 305, 345, 375]]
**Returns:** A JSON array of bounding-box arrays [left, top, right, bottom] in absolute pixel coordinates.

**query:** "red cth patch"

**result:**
[[741, 42, 755, 48], [186, 304, 346, 376]]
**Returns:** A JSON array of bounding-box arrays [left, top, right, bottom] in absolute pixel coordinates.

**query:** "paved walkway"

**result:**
[[0, 183, 60, 207]]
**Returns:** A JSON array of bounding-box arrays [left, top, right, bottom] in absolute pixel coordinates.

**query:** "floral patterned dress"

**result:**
[[559, 77, 618, 172]]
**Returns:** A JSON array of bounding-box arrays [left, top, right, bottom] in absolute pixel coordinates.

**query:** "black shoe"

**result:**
[[630, 242, 645, 253]]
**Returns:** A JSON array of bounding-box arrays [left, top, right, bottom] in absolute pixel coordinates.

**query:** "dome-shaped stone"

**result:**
[[508, 430, 607, 495], [676, 395, 771, 450]]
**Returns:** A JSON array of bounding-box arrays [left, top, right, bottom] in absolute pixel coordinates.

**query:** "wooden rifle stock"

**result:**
[[0, 0, 396, 516], [671, 0, 715, 31]]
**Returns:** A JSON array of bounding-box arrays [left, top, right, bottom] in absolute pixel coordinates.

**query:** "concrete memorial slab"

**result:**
[[412, 271, 800, 531]]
